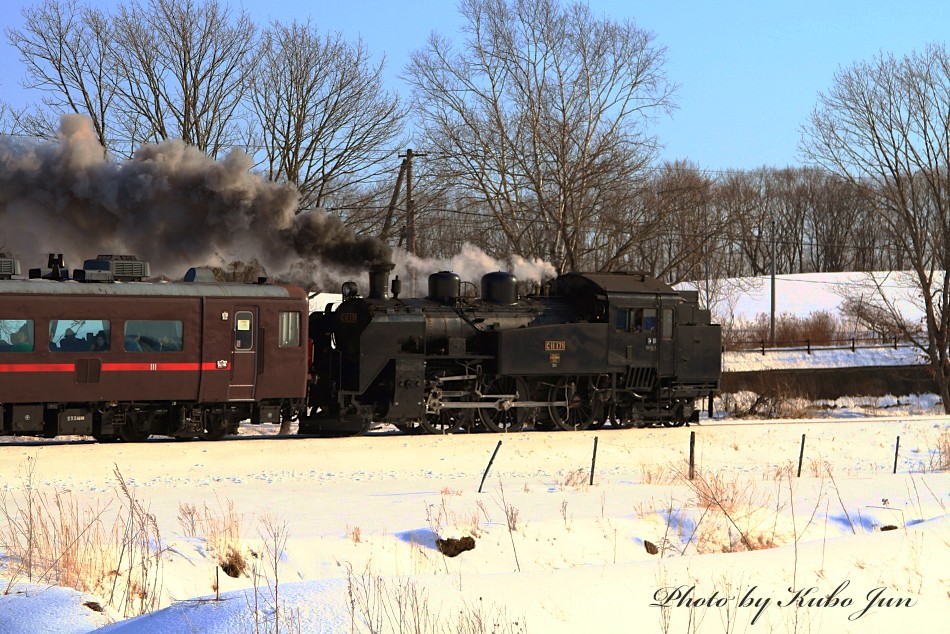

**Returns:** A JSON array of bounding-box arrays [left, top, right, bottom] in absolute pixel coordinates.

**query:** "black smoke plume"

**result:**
[[0, 115, 392, 283]]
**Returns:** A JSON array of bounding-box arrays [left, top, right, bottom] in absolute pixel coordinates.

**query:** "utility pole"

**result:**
[[399, 148, 426, 296], [406, 148, 415, 258], [380, 157, 408, 244], [770, 218, 776, 346]]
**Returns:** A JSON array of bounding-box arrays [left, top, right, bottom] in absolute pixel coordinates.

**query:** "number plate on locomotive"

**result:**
[[544, 340, 566, 351]]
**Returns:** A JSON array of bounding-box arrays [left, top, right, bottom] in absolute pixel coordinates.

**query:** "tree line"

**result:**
[[3, 0, 950, 408], [0, 0, 926, 281]]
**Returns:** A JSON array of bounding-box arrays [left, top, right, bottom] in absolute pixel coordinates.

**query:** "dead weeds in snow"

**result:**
[[344, 562, 525, 634], [0, 458, 164, 617], [177, 498, 247, 579], [932, 427, 950, 472], [668, 466, 799, 554]]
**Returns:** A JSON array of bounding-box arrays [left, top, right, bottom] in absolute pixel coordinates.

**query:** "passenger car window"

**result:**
[[49, 319, 110, 352], [0, 319, 33, 352], [123, 320, 183, 352], [278, 311, 300, 347], [234, 311, 254, 350]]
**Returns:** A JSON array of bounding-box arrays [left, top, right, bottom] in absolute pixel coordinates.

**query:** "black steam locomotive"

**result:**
[[302, 265, 721, 435]]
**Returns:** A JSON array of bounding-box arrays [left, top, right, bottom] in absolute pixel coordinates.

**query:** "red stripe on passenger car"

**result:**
[[0, 362, 228, 373], [102, 362, 228, 371], [0, 363, 75, 372]]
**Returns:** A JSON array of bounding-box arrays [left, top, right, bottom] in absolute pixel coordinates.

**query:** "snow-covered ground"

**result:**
[[0, 409, 947, 633], [1, 271, 948, 633]]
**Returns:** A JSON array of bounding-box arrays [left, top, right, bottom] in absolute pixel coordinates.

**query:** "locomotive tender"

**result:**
[[0, 253, 720, 441], [304, 265, 721, 435]]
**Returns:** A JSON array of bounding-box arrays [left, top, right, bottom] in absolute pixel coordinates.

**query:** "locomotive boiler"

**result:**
[[302, 265, 721, 435]]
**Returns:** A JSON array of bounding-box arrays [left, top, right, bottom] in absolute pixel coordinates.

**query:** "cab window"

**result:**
[[662, 308, 674, 340], [642, 308, 657, 333], [615, 308, 629, 331]]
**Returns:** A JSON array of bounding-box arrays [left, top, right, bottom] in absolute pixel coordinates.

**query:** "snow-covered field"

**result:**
[[1, 271, 947, 633], [0, 407, 947, 633]]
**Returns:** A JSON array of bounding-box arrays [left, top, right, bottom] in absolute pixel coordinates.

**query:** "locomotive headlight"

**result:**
[[342, 281, 359, 298]]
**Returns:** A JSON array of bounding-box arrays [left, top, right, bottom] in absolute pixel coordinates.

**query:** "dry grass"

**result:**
[[639, 464, 679, 485], [245, 515, 300, 634], [0, 459, 164, 617], [493, 482, 521, 572], [344, 563, 525, 633], [673, 467, 790, 554], [560, 500, 572, 531], [425, 495, 486, 540], [177, 498, 247, 579], [555, 468, 589, 490], [933, 428, 950, 472], [721, 390, 821, 419], [728, 310, 844, 350]]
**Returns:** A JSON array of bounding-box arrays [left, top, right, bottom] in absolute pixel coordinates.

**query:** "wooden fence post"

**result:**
[[589, 436, 599, 486], [797, 433, 806, 477], [689, 431, 696, 480], [478, 440, 502, 493]]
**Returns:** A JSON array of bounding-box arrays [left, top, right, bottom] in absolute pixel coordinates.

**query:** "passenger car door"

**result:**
[[229, 308, 258, 400]]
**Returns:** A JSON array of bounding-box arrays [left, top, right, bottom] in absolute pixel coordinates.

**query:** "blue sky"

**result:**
[[2, 0, 949, 170]]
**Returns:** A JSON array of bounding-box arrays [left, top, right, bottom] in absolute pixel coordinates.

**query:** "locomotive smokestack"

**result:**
[[368, 263, 395, 300]]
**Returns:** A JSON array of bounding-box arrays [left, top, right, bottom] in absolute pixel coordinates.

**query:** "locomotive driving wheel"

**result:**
[[476, 375, 527, 433], [420, 373, 473, 434], [420, 410, 469, 435], [547, 375, 603, 431]]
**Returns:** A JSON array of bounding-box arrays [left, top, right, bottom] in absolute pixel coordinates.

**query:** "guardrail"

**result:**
[[725, 335, 906, 355]]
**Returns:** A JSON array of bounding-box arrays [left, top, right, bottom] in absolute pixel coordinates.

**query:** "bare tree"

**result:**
[[627, 161, 717, 282], [405, 0, 674, 272], [0, 101, 22, 134], [6, 0, 116, 147], [110, 0, 259, 156], [803, 43, 950, 412], [250, 21, 407, 213]]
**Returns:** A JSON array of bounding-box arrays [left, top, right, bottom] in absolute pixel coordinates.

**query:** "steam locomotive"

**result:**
[[303, 265, 721, 435], [0, 254, 720, 440]]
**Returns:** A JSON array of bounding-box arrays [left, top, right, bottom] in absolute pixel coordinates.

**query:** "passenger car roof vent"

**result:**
[[74, 255, 150, 283], [0, 258, 21, 280], [184, 267, 217, 283]]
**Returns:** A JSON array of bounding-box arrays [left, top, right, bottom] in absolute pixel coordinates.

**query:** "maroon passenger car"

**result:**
[[0, 255, 308, 441]]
